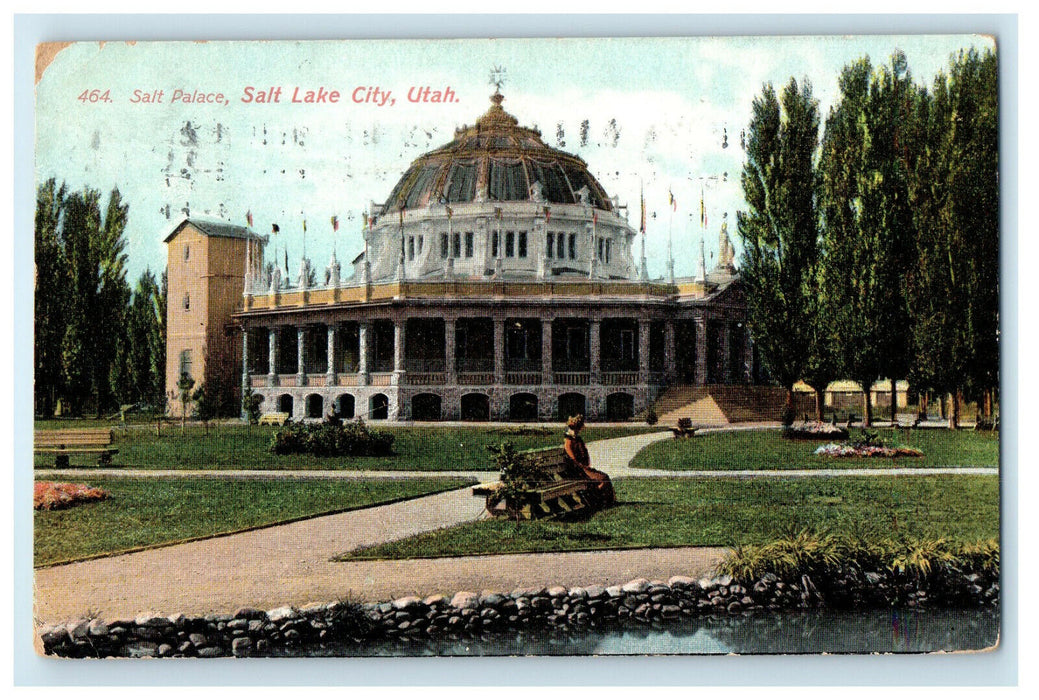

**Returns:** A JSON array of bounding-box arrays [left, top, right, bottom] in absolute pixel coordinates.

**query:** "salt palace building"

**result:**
[[165, 91, 771, 423]]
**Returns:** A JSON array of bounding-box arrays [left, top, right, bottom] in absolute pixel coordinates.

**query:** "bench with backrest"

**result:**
[[34, 428, 118, 468], [473, 446, 601, 521], [258, 412, 290, 426]]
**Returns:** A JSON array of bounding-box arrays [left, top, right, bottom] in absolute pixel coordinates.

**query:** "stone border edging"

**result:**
[[38, 568, 999, 658]]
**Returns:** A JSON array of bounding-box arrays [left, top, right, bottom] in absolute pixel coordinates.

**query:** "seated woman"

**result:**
[[563, 414, 616, 507]]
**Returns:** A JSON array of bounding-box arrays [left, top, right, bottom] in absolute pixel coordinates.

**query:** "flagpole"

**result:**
[[667, 193, 674, 285]]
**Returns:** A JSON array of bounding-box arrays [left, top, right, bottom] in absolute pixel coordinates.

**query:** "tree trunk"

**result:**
[[983, 389, 992, 421], [890, 378, 898, 426], [918, 392, 929, 422], [937, 394, 945, 420], [783, 388, 795, 426], [814, 387, 825, 422], [948, 390, 960, 430], [862, 382, 873, 428]]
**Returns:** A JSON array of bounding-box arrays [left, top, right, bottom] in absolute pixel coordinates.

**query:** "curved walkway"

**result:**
[[33, 427, 995, 625]]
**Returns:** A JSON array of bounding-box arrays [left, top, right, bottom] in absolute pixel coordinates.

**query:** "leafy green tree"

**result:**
[[34, 179, 68, 417], [123, 269, 166, 408], [906, 48, 999, 428], [737, 77, 821, 424], [819, 53, 919, 427]]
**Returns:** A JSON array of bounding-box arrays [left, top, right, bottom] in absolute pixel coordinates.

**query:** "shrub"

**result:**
[[243, 387, 263, 425], [645, 408, 658, 426], [269, 418, 394, 457]]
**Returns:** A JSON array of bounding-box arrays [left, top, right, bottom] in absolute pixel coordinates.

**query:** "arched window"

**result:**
[[183, 293, 190, 311]]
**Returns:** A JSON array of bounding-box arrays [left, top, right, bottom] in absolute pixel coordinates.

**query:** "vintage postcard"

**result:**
[[31, 35, 1000, 659]]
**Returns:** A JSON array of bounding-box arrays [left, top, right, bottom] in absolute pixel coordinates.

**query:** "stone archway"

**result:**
[[336, 394, 355, 419], [370, 393, 389, 420], [277, 394, 294, 415], [412, 393, 443, 421], [509, 393, 538, 422], [557, 392, 586, 421], [606, 392, 635, 421], [461, 393, 490, 422], [305, 394, 324, 419]]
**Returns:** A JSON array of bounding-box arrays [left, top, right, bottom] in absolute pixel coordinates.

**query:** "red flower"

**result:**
[[34, 482, 108, 511]]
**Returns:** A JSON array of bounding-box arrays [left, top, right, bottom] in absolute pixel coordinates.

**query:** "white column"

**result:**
[[267, 327, 278, 386], [664, 321, 676, 384], [743, 326, 754, 384], [589, 319, 601, 384], [392, 319, 405, 385], [326, 325, 336, 383], [296, 326, 306, 386], [445, 319, 457, 383], [541, 318, 553, 384], [241, 328, 249, 418], [638, 321, 651, 383], [493, 318, 505, 385], [695, 317, 708, 386], [357, 321, 369, 386]]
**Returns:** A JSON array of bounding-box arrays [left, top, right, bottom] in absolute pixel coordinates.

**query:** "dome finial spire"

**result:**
[[489, 65, 507, 97]]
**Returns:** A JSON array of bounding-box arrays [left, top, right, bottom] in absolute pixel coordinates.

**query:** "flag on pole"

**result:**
[[246, 210, 253, 228], [445, 205, 453, 220], [592, 210, 598, 226], [494, 207, 503, 220], [700, 184, 706, 228], [668, 188, 677, 212], [639, 184, 646, 235], [302, 219, 307, 233], [271, 223, 280, 235], [543, 206, 551, 223], [399, 205, 406, 227], [331, 215, 339, 232]]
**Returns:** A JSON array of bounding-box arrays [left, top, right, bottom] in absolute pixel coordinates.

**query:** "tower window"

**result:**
[[598, 238, 604, 261], [184, 244, 190, 261], [557, 233, 565, 259], [441, 233, 449, 259], [606, 240, 611, 264], [546, 232, 554, 259], [183, 293, 190, 311], [568, 233, 577, 260], [493, 232, 500, 257], [452, 232, 462, 258], [465, 231, 474, 258], [408, 236, 415, 261], [417, 235, 423, 255], [518, 231, 528, 258], [505, 231, 515, 258], [179, 349, 193, 379]]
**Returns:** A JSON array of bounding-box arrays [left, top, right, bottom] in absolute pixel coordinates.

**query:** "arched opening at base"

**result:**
[[509, 393, 539, 422], [411, 393, 443, 421], [461, 393, 491, 422], [277, 394, 294, 415], [605, 392, 635, 421], [557, 393, 587, 422], [306, 394, 324, 419], [336, 394, 355, 419], [370, 393, 389, 420]]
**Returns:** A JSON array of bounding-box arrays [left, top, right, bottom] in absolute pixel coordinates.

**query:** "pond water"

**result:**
[[289, 607, 999, 657]]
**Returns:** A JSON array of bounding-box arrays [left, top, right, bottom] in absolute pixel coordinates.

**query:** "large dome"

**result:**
[[380, 92, 614, 215]]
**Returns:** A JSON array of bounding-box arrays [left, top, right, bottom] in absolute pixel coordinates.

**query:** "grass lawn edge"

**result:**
[[34, 478, 475, 570], [337, 538, 730, 563]]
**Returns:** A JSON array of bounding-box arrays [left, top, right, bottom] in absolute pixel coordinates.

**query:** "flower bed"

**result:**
[[784, 422, 850, 441], [34, 482, 108, 511], [814, 443, 923, 458]]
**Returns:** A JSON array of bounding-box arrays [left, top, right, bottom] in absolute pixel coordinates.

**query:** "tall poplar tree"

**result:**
[[34, 179, 68, 417], [819, 52, 919, 426], [737, 77, 821, 423]]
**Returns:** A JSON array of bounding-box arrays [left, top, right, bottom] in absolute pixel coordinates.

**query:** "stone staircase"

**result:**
[[653, 385, 814, 425]]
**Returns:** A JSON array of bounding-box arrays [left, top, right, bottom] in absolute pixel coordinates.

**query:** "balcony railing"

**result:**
[[369, 373, 393, 387], [602, 372, 638, 386], [554, 372, 591, 386], [408, 372, 446, 385], [458, 372, 494, 385], [277, 374, 298, 387], [504, 358, 541, 373], [337, 374, 360, 387], [505, 371, 541, 386]]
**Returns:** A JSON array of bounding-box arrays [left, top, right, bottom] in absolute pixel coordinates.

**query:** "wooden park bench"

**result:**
[[258, 412, 290, 426], [472, 446, 601, 521], [34, 428, 118, 468]]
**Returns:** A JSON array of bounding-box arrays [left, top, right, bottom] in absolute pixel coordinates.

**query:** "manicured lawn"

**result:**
[[339, 475, 999, 560], [630, 428, 999, 471], [34, 476, 472, 566], [32, 423, 656, 471]]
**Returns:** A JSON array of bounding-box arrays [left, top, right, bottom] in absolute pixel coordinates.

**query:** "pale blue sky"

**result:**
[[35, 35, 995, 283]]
